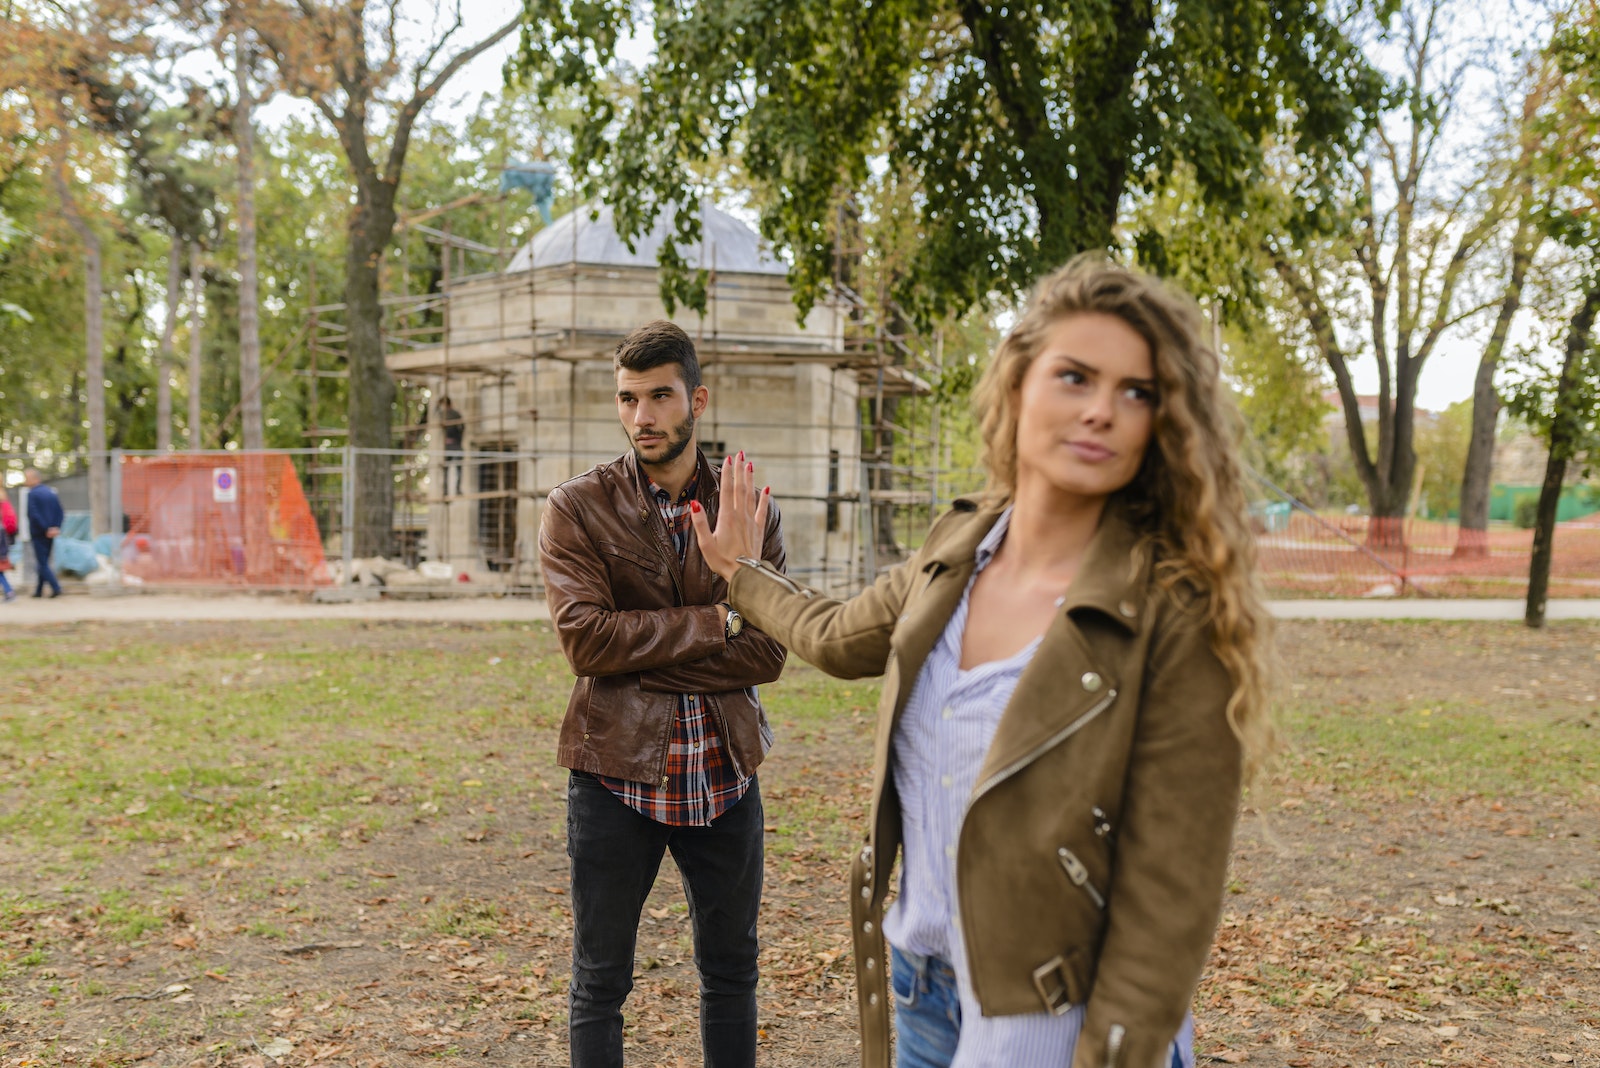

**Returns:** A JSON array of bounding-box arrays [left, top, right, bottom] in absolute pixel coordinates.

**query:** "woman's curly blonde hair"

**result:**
[[973, 254, 1276, 780]]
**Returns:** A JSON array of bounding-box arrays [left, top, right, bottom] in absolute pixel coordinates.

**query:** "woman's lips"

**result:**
[[1066, 440, 1115, 462]]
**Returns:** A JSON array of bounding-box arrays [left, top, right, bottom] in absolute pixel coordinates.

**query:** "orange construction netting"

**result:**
[[119, 454, 333, 589], [1254, 507, 1600, 599]]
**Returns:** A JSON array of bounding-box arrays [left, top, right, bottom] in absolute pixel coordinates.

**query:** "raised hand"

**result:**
[[689, 450, 771, 581]]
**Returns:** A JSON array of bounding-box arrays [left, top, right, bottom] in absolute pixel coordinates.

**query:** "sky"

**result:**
[[255, 0, 1544, 415]]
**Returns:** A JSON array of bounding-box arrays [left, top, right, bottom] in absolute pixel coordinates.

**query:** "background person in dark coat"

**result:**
[[23, 468, 63, 598]]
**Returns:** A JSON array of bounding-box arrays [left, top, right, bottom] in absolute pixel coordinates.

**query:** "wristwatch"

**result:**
[[723, 605, 744, 639]]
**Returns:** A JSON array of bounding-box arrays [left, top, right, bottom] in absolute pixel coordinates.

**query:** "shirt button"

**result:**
[[691, 742, 699, 750], [1081, 671, 1103, 693], [944, 845, 956, 859], [941, 707, 953, 720], [940, 774, 953, 788]]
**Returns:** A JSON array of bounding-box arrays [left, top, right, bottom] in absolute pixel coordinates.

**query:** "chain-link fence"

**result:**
[[4, 449, 1597, 599]]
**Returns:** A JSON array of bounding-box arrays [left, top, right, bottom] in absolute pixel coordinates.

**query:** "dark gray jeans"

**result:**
[[566, 771, 763, 1068]]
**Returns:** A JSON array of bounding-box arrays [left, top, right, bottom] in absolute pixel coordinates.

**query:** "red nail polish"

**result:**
[[763, 486, 770, 494], [746, 462, 754, 473], [690, 500, 702, 513]]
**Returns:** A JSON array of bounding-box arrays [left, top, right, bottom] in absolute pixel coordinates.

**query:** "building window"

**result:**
[[477, 446, 518, 572]]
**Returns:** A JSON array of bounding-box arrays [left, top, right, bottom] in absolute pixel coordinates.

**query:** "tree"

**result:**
[[1510, 0, 1600, 628], [517, 0, 1388, 323], [1454, 52, 1557, 557], [227, 23, 267, 451], [1267, 0, 1510, 545], [252, 0, 518, 557]]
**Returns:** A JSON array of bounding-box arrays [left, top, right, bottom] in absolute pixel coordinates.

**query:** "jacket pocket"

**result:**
[[597, 539, 663, 573], [1056, 845, 1106, 909]]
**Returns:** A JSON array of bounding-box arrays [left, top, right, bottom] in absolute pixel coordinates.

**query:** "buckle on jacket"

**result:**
[[1030, 955, 1076, 1016]]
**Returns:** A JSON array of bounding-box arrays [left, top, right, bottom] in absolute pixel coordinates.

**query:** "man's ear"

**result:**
[[691, 384, 709, 420]]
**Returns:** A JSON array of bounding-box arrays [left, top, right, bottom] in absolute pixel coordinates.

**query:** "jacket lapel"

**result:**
[[970, 507, 1151, 794], [886, 501, 1005, 708]]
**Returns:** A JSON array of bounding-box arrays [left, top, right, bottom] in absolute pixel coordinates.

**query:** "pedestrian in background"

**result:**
[[23, 468, 63, 599], [0, 490, 17, 602], [691, 256, 1275, 1068]]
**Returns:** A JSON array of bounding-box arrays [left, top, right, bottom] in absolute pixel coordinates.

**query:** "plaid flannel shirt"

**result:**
[[596, 472, 752, 826]]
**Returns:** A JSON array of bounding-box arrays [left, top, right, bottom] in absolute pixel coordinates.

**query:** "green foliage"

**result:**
[[1413, 400, 1472, 519], [517, 0, 1388, 322], [1501, 2, 1600, 473], [1513, 493, 1540, 529]]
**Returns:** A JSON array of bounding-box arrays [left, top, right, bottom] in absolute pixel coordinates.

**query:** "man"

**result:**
[[438, 396, 465, 496], [22, 468, 63, 599], [538, 320, 786, 1068]]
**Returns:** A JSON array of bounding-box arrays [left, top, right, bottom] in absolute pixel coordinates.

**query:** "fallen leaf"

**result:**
[[648, 907, 671, 920], [258, 1037, 294, 1058], [1550, 1056, 1574, 1064], [1431, 1025, 1460, 1037]]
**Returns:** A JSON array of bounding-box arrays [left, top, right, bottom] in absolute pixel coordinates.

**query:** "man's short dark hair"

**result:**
[[614, 320, 701, 391]]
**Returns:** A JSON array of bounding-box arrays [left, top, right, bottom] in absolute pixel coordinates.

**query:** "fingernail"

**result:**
[[746, 462, 754, 473], [738, 450, 745, 460], [690, 500, 702, 513], [763, 486, 770, 494]]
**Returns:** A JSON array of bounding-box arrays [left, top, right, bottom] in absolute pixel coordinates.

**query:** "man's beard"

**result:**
[[631, 413, 696, 467]]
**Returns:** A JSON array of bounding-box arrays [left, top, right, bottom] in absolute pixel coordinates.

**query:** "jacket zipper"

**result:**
[[1104, 1023, 1125, 1068], [640, 507, 685, 605], [1056, 846, 1106, 909], [741, 559, 806, 596], [967, 688, 1118, 806]]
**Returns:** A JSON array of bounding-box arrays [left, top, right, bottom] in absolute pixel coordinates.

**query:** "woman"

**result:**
[[0, 491, 17, 602], [689, 256, 1273, 1068]]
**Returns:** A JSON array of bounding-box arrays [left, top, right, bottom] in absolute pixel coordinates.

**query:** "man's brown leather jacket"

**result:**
[[538, 450, 787, 784]]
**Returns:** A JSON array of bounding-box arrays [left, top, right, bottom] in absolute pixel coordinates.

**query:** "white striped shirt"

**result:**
[[884, 508, 1196, 1067]]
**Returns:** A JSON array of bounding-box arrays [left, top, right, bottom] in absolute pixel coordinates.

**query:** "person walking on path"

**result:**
[[23, 469, 63, 599], [537, 320, 788, 1068], [0, 492, 17, 601], [690, 257, 1275, 1068]]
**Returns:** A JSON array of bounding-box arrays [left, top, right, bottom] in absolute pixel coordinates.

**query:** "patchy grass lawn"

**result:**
[[0, 617, 1597, 1067]]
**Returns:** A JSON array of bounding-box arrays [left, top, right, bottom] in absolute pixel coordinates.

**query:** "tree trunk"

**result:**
[[347, 208, 398, 558], [1525, 280, 1600, 628], [235, 51, 265, 452], [55, 170, 109, 533], [1457, 213, 1538, 557], [158, 239, 180, 451], [188, 241, 204, 449]]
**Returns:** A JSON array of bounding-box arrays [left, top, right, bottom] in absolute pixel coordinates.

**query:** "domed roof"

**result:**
[[506, 202, 788, 277]]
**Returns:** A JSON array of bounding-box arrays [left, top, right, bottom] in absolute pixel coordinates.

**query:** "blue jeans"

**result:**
[[566, 771, 763, 1068], [890, 946, 1188, 1068], [32, 537, 60, 596]]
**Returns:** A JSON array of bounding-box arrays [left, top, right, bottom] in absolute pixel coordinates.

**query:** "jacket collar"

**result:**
[[922, 496, 1151, 634], [619, 447, 719, 510]]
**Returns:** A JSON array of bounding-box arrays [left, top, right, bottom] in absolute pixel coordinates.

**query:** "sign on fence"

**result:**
[[212, 467, 237, 504]]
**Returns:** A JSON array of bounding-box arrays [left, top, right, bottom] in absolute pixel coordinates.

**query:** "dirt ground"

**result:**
[[1, 619, 1597, 1068]]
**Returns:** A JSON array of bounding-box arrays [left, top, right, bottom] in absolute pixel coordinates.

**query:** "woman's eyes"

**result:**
[[1058, 370, 1155, 405]]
